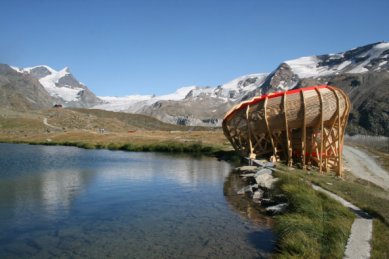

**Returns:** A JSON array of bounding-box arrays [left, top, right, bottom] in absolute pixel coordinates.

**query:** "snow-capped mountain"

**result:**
[[93, 73, 268, 126], [95, 73, 268, 111], [256, 41, 389, 136], [11, 65, 102, 108], [94, 42, 389, 132], [287, 42, 389, 76], [258, 42, 389, 92], [0, 64, 54, 110], [94, 86, 197, 113], [1, 41, 388, 134]]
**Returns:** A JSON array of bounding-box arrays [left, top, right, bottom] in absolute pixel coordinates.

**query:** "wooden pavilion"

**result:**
[[222, 85, 351, 176]]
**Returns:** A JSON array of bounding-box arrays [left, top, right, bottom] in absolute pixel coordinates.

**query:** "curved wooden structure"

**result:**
[[222, 85, 351, 176]]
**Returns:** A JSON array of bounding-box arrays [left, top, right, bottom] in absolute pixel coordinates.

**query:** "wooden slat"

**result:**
[[246, 104, 255, 159], [283, 92, 292, 166], [301, 90, 307, 170], [328, 86, 341, 176], [315, 88, 324, 174], [264, 96, 277, 157]]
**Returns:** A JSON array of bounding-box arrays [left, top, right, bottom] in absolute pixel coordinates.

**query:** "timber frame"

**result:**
[[222, 85, 351, 176]]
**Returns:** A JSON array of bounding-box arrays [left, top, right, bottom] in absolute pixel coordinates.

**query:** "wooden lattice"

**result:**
[[222, 85, 351, 176]]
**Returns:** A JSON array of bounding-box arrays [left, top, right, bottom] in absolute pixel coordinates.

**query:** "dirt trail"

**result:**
[[43, 117, 62, 131], [343, 145, 389, 190]]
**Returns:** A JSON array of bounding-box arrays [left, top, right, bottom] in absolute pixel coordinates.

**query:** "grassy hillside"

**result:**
[[71, 108, 207, 131], [0, 107, 207, 132], [0, 107, 231, 152]]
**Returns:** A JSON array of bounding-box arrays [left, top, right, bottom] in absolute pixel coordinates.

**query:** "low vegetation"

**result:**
[[72, 108, 207, 131], [28, 140, 219, 154], [371, 220, 389, 259], [304, 171, 389, 223], [0, 129, 232, 155], [0, 108, 232, 154], [272, 168, 354, 258], [345, 134, 389, 153], [299, 169, 389, 259], [345, 137, 389, 172]]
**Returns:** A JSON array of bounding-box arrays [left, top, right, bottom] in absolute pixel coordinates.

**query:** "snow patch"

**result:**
[[337, 60, 352, 70], [157, 86, 197, 101], [286, 56, 324, 78], [286, 42, 389, 77], [36, 67, 83, 102], [92, 73, 269, 113], [221, 73, 267, 89], [94, 95, 152, 112], [348, 42, 389, 74], [94, 87, 196, 112]]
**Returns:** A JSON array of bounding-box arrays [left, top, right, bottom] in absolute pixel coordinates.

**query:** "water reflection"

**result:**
[[0, 169, 96, 225], [223, 172, 273, 227], [40, 169, 90, 218], [94, 152, 232, 188], [0, 144, 273, 258]]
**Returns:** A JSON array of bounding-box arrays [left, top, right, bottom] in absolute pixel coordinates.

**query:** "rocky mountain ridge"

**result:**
[[259, 42, 389, 92], [0, 64, 54, 110], [95, 42, 389, 133], [1, 41, 388, 135], [258, 41, 389, 136], [10, 65, 102, 108], [94, 73, 269, 126]]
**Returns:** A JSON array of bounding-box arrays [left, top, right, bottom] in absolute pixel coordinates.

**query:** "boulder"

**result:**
[[253, 159, 267, 166], [263, 162, 275, 168], [240, 173, 255, 178], [266, 203, 288, 214], [235, 166, 258, 173], [254, 168, 272, 178], [253, 160, 275, 168], [253, 190, 264, 200], [237, 184, 258, 195], [255, 172, 279, 189]]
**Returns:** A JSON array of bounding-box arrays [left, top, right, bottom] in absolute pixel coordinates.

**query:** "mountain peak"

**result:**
[[10, 64, 101, 106], [61, 67, 71, 73], [284, 42, 389, 79]]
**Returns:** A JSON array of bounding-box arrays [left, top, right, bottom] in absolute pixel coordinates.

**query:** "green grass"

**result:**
[[304, 172, 389, 223], [72, 108, 208, 131], [272, 169, 355, 258], [371, 220, 389, 259], [113, 141, 218, 154], [4, 139, 235, 157], [299, 170, 389, 258]]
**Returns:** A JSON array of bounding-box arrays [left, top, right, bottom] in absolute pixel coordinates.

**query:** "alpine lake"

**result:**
[[0, 143, 274, 258]]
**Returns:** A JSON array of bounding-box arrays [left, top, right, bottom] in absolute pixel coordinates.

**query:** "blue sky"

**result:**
[[1, 0, 388, 96]]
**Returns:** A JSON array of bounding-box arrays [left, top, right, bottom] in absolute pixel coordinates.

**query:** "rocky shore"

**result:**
[[233, 161, 288, 215]]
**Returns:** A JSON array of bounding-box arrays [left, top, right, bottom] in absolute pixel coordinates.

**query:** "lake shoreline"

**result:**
[[0, 138, 241, 164]]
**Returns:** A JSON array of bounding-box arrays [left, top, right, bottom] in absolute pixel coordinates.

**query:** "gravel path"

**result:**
[[343, 145, 389, 190], [312, 184, 372, 259], [344, 218, 373, 259]]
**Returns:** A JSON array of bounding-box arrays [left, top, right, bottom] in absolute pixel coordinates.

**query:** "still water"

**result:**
[[0, 143, 273, 258]]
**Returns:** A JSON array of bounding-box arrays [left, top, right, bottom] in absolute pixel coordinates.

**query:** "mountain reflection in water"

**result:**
[[0, 143, 274, 258]]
